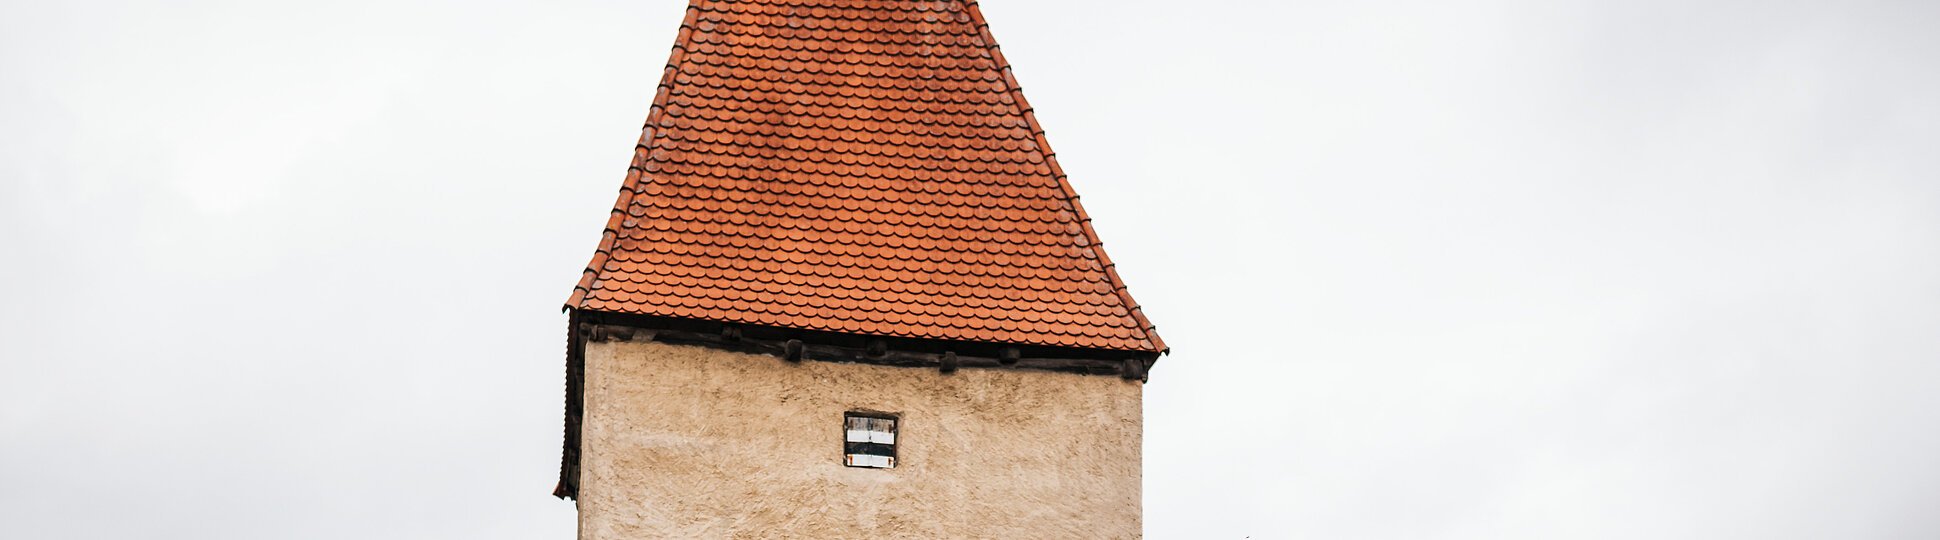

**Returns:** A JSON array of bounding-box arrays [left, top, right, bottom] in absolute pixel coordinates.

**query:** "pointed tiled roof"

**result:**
[[566, 0, 1164, 353]]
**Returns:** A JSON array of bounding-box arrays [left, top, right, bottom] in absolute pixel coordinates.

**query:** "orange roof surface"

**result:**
[[566, 0, 1164, 353]]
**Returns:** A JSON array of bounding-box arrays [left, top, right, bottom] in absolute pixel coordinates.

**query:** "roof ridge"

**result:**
[[960, 0, 1167, 354], [567, 1, 705, 310]]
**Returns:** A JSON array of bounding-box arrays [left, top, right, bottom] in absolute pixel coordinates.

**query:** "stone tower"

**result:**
[[554, 1, 1168, 537]]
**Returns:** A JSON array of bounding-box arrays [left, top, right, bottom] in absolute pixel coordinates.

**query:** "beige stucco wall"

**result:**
[[577, 340, 1143, 539]]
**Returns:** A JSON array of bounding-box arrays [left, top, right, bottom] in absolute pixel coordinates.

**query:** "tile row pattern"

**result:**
[[566, 0, 1165, 353]]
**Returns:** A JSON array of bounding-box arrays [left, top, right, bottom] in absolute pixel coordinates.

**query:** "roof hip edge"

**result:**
[[960, 0, 1167, 354], [566, 2, 706, 311]]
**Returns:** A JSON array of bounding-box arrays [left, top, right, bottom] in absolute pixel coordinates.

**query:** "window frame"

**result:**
[[842, 411, 899, 469]]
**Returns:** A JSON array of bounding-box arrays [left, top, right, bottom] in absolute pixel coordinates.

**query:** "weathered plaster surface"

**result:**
[[578, 340, 1143, 539]]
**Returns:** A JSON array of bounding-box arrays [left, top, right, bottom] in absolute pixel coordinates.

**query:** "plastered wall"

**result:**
[[577, 340, 1143, 539]]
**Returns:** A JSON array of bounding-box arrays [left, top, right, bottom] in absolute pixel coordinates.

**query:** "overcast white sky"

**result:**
[[4, 0, 1939, 538]]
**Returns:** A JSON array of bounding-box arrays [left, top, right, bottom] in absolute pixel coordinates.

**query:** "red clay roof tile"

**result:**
[[567, 0, 1165, 354]]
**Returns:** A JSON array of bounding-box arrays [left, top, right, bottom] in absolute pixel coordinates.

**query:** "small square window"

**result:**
[[844, 412, 897, 468]]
